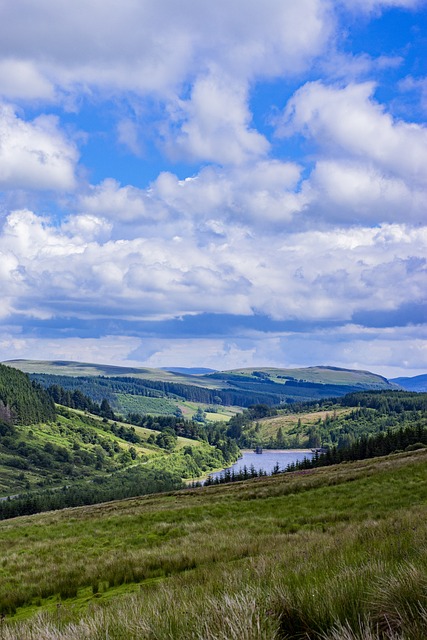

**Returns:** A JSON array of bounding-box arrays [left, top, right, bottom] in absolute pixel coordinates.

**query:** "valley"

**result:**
[[1, 360, 427, 638]]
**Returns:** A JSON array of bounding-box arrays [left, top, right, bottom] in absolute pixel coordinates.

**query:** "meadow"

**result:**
[[1, 448, 426, 639]]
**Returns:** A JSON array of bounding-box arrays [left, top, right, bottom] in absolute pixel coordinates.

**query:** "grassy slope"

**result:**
[[0, 409, 159, 496], [68, 408, 201, 450], [113, 393, 179, 416], [1, 449, 427, 639], [226, 365, 394, 387]]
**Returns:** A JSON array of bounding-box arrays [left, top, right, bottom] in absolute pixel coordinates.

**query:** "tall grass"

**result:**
[[1, 450, 427, 639]]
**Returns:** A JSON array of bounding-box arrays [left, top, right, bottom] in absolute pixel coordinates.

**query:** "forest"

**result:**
[[0, 363, 55, 425], [30, 372, 282, 408]]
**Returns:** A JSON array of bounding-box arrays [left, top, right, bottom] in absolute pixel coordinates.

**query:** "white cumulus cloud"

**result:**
[[280, 81, 427, 185], [169, 74, 270, 165], [0, 103, 77, 190], [0, 0, 332, 97], [0, 207, 425, 325], [305, 160, 425, 224]]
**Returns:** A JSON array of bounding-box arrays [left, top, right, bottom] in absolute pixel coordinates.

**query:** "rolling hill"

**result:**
[[3, 360, 399, 416]]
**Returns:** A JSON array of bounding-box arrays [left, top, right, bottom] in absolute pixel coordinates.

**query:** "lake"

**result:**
[[209, 449, 314, 481]]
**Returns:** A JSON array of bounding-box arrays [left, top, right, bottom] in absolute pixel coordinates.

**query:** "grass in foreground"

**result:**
[[0, 450, 426, 639]]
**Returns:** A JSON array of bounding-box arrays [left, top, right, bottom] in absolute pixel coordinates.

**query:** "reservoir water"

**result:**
[[210, 449, 314, 481]]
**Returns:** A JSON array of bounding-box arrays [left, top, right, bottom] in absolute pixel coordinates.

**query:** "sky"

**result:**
[[0, 0, 426, 378]]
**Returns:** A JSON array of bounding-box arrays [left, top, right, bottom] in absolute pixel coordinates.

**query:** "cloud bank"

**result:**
[[0, 0, 425, 376]]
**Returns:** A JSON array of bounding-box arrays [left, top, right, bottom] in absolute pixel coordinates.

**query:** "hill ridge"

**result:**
[[3, 359, 399, 412]]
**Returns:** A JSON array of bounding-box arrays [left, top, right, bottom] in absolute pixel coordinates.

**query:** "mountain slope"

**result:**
[[220, 365, 395, 387], [391, 373, 427, 392]]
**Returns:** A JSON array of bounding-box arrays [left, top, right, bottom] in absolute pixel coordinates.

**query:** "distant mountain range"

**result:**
[[390, 374, 427, 392], [161, 367, 217, 375]]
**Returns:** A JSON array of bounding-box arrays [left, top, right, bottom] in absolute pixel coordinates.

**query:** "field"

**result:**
[[114, 393, 180, 416], [178, 400, 241, 421], [1, 449, 426, 638]]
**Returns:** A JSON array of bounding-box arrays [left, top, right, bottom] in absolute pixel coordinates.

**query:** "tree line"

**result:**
[[0, 467, 183, 521], [199, 420, 427, 489], [288, 420, 427, 472]]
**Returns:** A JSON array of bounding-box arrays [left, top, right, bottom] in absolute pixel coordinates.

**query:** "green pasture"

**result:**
[[178, 400, 239, 421], [114, 393, 179, 416]]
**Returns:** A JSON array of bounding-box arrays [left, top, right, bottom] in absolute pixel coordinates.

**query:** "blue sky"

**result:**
[[0, 0, 426, 377]]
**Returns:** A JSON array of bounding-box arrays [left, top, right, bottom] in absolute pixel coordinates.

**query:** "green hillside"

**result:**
[[0, 405, 159, 497], [1, 450, 426, 638], [225, 365, 393, 386], [227, 390, 427, 449], [0, 360, 240, 507], [0, 403, 237, 500], [0, 365, 239, 502]]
